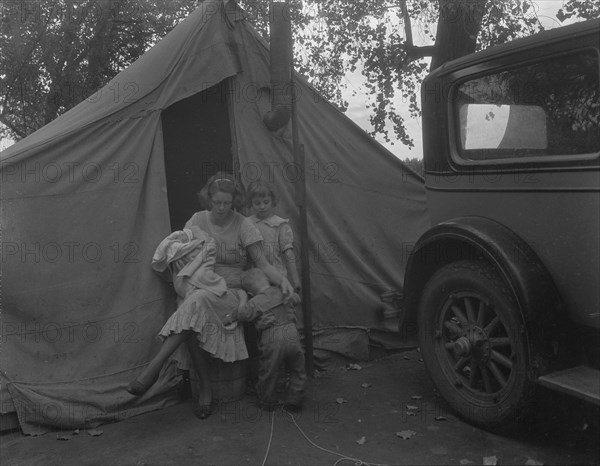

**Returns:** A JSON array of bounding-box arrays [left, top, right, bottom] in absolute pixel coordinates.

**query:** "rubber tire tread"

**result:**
[[417, 260, 537, 431]]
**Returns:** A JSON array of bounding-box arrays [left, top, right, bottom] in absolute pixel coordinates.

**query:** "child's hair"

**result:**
[[240, 267, 270, 294], [197, 171, 246, 211], [246, 179, 278, 207]]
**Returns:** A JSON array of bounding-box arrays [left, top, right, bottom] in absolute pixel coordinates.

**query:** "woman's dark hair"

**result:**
[[197, 172, 246, 211], [246, 179, 278, 207]]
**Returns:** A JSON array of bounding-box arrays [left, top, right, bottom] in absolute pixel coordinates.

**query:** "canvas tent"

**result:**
[[0, 0, 429, 434]]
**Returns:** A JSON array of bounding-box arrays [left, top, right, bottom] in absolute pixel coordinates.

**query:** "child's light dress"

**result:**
[[249, 214, 294, 278]]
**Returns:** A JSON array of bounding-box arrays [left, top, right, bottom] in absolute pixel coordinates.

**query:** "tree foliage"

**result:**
[[0, 0, 196, 139], [290, 0, 544, 148], [1, 0, 597, 149], [239, 0, 550, 147], [556, 0, 600, 21]]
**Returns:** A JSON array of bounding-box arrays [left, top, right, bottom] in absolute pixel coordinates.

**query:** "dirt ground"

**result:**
[[2, 350, 599, 466]]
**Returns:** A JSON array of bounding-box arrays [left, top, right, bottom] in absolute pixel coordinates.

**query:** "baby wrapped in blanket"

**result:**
[[151, 226, 247, 362]]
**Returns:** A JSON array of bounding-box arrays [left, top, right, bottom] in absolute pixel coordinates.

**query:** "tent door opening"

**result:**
[[161, 80, 233, 230]]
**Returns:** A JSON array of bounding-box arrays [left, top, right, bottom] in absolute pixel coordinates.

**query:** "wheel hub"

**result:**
[[453, 325, 491, 363], [437, 291, 516, 397], [453, 336, 471, 356]]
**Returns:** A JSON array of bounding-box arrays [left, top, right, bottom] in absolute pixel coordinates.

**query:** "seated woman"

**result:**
[[127, 172, 294, 419]]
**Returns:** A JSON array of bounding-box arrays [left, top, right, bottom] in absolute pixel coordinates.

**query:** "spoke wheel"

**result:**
[[418, 261, 536, 429]]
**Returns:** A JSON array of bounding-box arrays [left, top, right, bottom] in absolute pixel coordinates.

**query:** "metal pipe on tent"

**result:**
[[292, 133, 315, 378], [266, 0, 314, 376]]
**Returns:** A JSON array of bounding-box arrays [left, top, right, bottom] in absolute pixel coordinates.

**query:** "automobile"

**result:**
[[402, 18, 600, 429]]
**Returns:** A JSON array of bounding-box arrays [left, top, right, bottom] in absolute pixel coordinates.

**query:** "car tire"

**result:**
[[418, 260, 536, 430]]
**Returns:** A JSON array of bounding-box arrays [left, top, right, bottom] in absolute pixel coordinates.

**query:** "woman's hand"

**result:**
[[222, 309, 238, 326], [173, 258, 187, 272]]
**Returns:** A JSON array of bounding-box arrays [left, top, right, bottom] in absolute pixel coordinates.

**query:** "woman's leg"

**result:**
[[186, 335, 214, 418], [128, 331, 190, 395]]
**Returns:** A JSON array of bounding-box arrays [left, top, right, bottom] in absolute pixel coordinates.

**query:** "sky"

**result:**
[[342, 0, 577, 160], [0, 1, 580, 155]]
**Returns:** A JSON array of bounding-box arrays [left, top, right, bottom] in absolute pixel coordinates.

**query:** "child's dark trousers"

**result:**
[[256, 322, 306, 407]]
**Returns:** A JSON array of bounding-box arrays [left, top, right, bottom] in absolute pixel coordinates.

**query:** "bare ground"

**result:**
[[2, 350, 599, 466]]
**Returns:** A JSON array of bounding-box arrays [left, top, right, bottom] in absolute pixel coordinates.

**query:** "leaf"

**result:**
[[435, 416, 447, 421], [356, 436, 367, 445], [87, 429, 104, 437], [346, 363, 362, 370], [361, 383, 372, 388], [406, 404, 419, 411], [336, 398, 348, 404], [483, 456, 498, 466], [410, 395, 423, 400], [396, 430, 416, 440]]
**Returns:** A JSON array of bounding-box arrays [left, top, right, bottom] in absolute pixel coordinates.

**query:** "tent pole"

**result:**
[[292, 115, 314, 377], [287, 9, 314, 378]]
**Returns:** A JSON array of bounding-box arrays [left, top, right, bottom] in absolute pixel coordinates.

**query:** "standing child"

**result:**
[[237, 268, 306, 411], [246, 180, 302, 394], [246, 180, 301, 293]]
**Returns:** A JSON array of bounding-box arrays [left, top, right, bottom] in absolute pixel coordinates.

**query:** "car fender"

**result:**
[[402, 216, 565, 371]]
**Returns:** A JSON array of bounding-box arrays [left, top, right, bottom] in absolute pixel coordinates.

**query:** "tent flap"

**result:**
[[6, 361, 181, 435]]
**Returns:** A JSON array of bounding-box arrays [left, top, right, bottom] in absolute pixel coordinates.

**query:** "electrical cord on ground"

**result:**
[[282, 408, 388, 466], [261, 409, 276, 466]]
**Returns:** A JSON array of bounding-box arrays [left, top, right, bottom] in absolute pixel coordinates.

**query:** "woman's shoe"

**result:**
[[126, 375, 158, 396], [194, 402, 215, 420]]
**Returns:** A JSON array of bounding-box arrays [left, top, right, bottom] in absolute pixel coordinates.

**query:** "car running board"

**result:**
[[538, 366, 600, 406]]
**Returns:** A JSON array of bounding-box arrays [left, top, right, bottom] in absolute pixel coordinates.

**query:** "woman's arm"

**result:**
[[247, 241, 294, 299]]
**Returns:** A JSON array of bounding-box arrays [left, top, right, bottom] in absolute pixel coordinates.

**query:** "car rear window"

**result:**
[[453, 48, 600, 162]]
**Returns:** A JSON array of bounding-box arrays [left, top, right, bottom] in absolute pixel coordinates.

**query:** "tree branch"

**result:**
[[400, 1, 435, 61], [406, 44, 436, 60], [400, 0, 414, 48]]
